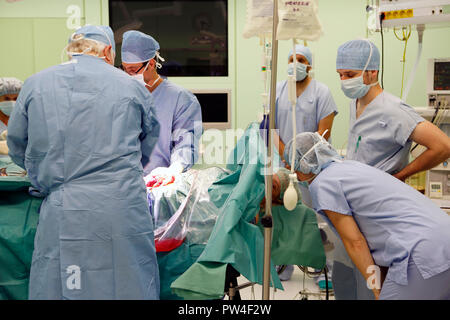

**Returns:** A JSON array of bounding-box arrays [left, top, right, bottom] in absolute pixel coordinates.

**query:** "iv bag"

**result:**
[[243, 0, 274, 39], [277, 0, 323, 41]]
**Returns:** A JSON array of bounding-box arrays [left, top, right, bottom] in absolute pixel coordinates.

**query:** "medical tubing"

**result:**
[[395, 26, 411, 98], [402, 25, 424, 102], [380, 13, 385, 89], [291, 38, 297, 174]]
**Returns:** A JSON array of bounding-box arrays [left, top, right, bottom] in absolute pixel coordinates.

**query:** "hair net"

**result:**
[[283, 132, 342, 175], [0, 77, 23, 96], [70, 25, 116, 53], [122, 30, 160, 63], [336, 39, 380, 70], [288, 44, 313, 65]]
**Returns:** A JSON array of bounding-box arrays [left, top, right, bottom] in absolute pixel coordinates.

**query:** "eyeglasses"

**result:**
[[119, 62, 147, 75]]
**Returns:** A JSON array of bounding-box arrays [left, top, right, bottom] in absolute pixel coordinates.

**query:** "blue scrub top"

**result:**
[[143, 79, 202, 175], [346, 91, 424, 174], [310, 160, 450, 286], [275, 78, 338, 206], [275, 78, 338, 145]]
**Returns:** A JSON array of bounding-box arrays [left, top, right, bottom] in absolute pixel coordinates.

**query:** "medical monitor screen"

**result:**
[[193, 92, 229, 123], [434, 61, 450, 91], [109, 0, 228, 77]]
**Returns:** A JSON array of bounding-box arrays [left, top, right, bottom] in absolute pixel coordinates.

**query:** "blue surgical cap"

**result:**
[[0, 77, 22, 96], [284, 132, 342, 175], [70, 25, 116, 52], [288, 45, 313, 66], [336, 39, 380, 70], [121, 30, 160, 63]]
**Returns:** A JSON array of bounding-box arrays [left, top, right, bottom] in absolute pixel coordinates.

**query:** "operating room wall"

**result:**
[[235, 0, 450, 149], [1, 0, 449, 153]]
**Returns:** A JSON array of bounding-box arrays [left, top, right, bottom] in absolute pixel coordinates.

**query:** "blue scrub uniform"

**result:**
[[276, 78, 338, 146], [276, 78, 338, 206], [7, 55, 161, 300], [142, 80, 202, 175], [346, 91, 425, 174], [310, 160, 450, 299], [336, 91, 425, 299]]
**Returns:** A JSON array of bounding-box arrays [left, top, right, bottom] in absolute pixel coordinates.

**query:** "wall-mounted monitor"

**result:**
[[191, 89, 231, 130], [428, 58, 450, 95], [109, 0, 228, 77]]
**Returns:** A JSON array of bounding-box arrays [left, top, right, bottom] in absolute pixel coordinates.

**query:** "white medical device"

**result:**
[[427, 58, 450, 96], [375, 0, 450, 29], [414, 58, 450, 212]]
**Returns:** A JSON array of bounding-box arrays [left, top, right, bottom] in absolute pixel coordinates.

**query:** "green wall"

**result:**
[[235, 0, 450, 149], [1, 0, 449, 150]]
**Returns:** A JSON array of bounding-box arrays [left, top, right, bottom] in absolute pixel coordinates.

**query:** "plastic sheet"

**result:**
[[149, 167, 228, 253], [148, 167, 228, 299]]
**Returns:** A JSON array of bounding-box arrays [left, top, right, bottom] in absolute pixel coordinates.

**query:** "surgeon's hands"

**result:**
[[144, 163, 184, 189], [145, 174, 175, 189]]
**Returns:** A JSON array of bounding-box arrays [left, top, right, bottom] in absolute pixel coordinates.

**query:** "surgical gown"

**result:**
[[7, 54, 161, 300], [276, 78, 338, 207], [310, 161, 450, 289], [142, 80, 202, 175], [346, 91, 424, 174]]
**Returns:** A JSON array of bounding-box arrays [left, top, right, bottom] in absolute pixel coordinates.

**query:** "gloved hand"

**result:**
[[168, 162, 183, 175], [148, 166, 171, 178], [144, 162, 183, 189]]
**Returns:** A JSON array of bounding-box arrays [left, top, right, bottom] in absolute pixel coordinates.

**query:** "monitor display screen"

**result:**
[[434, 61, 450, 91], [193, 92, 229, 123], [109, 0, 228, 77]]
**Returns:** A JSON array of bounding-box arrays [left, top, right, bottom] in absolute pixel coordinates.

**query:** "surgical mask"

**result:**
[[131, 61, 150, 85], [0, 101, 15, 116], [341, 75, 378, 99], [340, 39, 378, 99], [132, 73, 146, 85], [287, 62, 308, 81]]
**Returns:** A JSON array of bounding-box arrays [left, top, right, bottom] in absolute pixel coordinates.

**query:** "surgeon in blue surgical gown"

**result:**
[[7, 25, 161, 300], [120, 30, 203, 177]]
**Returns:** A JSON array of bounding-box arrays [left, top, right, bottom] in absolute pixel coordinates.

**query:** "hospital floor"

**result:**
[[228, 267, 335, 300]]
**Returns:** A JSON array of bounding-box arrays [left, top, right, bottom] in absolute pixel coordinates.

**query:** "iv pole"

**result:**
[[261, 0, 279, 300]]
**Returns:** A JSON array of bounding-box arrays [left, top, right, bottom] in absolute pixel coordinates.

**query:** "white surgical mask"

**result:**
[[0, 101, 15, 116], [341, 76, 378, 99], [132, 73, 146, 85], [340, 40, 378, 99], [131, 61, 150, 86], [287, 62, 308, 81]]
